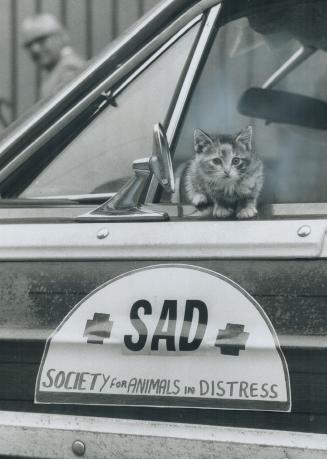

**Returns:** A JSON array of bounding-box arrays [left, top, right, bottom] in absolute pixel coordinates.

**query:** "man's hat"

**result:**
[[21, 13, 64, 46]]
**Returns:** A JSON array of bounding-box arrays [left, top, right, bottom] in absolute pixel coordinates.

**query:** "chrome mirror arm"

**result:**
[[76, 158, 168, 221], [102, 158, 151, 211]]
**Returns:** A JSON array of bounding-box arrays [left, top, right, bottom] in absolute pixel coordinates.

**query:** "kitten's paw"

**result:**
[[213, 203, 233, 218], [191, 206, 213, 217], [192, 193, 208, 207], [236, 205, 258, 219]]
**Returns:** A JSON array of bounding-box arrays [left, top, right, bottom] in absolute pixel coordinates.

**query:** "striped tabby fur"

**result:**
[[185, 126, 264, 218]]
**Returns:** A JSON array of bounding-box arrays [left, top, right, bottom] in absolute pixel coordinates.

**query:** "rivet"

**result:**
[[97, 228, 109, 239], [72, 440, 86, 456], [297, 225, 311, 237]]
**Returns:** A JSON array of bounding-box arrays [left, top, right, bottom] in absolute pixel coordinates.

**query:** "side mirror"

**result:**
[[77, 123, 174, 220], [149, 123, 175, 194]]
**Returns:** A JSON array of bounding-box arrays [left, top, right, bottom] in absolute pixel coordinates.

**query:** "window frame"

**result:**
[[146, 4, 222, 204], [0, 5, 209, 201]]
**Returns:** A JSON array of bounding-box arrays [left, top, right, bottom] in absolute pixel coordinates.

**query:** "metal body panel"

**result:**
[[1, 258, 327, 336], [0, 411, 326, 459], [0, 219, 326, 260], [0, 0, 326, 453], [0, 258, 326, 432]]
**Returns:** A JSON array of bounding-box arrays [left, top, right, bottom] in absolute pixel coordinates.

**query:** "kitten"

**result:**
[[185, 126, 264, 219]]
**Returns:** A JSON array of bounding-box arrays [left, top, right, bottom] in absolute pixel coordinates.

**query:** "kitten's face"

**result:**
[[193, 126, 253, 181]]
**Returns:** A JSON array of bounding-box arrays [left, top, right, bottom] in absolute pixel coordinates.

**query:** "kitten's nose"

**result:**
[[224, 169, 230, 177]]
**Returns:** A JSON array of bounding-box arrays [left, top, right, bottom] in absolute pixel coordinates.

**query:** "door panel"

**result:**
[[0, 258, 326, 433], [1, 259, 327, 335]]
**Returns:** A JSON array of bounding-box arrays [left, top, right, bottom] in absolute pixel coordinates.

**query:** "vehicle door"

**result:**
[[1, 1, 327, 457], [0, 0, 203, 423], [142, 0, 327, 436]]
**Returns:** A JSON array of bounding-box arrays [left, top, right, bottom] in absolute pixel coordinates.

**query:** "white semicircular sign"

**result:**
[[35, 264, 291, 412]]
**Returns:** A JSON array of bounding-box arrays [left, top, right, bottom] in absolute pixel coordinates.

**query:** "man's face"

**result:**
[[26, 33, 64, 70]]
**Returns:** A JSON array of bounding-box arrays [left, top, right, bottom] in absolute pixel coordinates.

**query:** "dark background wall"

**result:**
[[0, 0, 159, 127]]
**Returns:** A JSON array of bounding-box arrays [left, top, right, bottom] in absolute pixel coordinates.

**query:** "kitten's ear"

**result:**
[[194, 128, 214, 154], [235, 125, 253, 150], [194, 129, 213, 154]]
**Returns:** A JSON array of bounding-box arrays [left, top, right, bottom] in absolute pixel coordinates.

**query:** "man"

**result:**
[[22, 13, 86, 98]]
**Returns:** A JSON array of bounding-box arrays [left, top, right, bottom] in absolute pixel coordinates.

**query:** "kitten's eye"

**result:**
[[232, 157, 241, 165], [212, 158, 221, 165]]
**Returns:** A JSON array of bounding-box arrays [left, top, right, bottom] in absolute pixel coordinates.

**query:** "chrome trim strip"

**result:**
[[261, 202, 327, 217], [112, 15, 202, 98], [166, 5, 221, 143], [0, 411, 325, 458], [146, 4, 222, 202], [32, 193, 115, 202], [76, 208, 168, 222], [0, 219, 326, 260]]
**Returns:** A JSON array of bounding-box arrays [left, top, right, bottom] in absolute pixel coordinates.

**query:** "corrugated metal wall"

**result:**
[[0, 0, 159, 126]]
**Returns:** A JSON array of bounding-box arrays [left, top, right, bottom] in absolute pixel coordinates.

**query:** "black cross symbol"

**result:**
[[83, 313, 113, 344], [215, 323, 249, 356]]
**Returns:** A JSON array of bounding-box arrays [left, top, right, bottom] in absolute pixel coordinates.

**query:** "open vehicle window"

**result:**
[[166, 2, 327, 216], [18, 23, 200, 199]]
